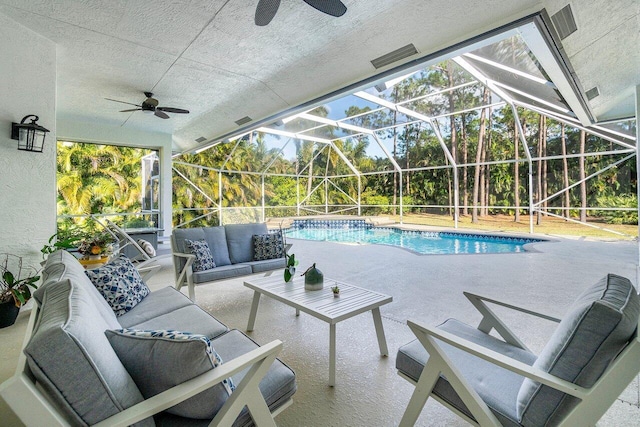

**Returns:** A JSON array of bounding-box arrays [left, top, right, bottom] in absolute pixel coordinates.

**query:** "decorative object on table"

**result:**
[[331, 284, 340, 297], [284, 253, 298, 283], [77, 231, 116, 268], [302, 263, 324, 291], [0, 254, 40, 328]]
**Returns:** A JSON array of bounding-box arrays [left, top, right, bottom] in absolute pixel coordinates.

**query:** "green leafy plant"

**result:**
[[77, 231, 116, 257], [41, 233, 77, 259], [284, 253, 299, 283], [0, 254, 40, 307], [331, 284, 340, 294]]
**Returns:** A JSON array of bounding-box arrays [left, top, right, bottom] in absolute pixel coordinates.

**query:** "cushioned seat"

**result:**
[[244, 258, 287, 273], [192, 263, 253, 283], [397, 319, 536, 426], [118, 286, 194, 327], [155, 329, 297, 427], [397, 273, 640, 427], [126, 304, 229, 339]]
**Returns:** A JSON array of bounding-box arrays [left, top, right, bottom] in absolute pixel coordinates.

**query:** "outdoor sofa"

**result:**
[[171, 223, 287, 301], [0, 249, 296, 426]]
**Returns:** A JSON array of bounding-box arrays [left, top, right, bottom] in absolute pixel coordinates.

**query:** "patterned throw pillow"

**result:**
[[85, 255, 150, 316], [185, 239, 216, 272], [253, 230, 285, 261], [137, 238, 156, 257], [105, 328, 235, 419]]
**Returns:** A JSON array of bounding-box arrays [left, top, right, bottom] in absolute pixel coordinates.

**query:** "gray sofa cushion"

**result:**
[[203, 226, 232, 266], [244, 258, 286, 274], [127, 304, 229, 339], [517, 273, 640, 426], [396, 318, 536, 427], [154, 329, 297, 427], [106, 329, 234, 420], [118, 286, 193, 328], [37, 249, 120, 329], [192, 263, 253, 284], [225, 223, 268, 264], [24, 278, 153, 426]]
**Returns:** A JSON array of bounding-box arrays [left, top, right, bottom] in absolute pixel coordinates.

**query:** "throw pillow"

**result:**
[[185, 239, 216, 272], [85, 255, 150, 316], [137, 239, 156, 257], [253, 230, 285, 261], [105, 328, 235, 419]]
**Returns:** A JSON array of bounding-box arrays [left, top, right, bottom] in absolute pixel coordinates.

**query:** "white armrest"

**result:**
[[463, 292, 562, 323], [94, 339, 283, 427], [407, 320, 586, 398], [172, 251, 195, 290]]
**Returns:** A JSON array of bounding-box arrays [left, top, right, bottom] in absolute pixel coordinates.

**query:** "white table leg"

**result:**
[[296, 308, 300, 316], [329, 323, 336, 387], [247, 292, 261, 332], [372, 307, 389, 356]]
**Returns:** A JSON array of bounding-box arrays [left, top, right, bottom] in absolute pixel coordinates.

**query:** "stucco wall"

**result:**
[[0, 13, 56, 266]]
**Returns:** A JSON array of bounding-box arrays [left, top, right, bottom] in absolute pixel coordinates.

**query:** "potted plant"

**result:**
[[77, 231, 116, 260], [0, 254, 40, 328], [284, 253, 299, 283], [331, 284, 340, 297], [41, 232, 77, 260]]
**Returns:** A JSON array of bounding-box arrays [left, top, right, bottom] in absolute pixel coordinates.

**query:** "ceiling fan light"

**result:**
[[142, 109, 154, 115]]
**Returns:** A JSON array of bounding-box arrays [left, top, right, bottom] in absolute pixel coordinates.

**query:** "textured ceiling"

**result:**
[[0, 0, 637, 152]]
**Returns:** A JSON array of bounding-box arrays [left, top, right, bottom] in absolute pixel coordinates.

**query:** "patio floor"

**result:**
[[1, 232, 639, 426]]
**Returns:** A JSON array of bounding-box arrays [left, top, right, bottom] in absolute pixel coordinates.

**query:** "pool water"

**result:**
[[284, 220, 541, 255]]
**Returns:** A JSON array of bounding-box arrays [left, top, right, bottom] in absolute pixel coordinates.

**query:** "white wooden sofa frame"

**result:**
[[0, 306, 293, 427], [398, 291, 640, 427], [172, 242, 292, 301]]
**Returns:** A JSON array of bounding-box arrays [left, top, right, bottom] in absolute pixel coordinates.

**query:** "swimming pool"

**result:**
[[284, 219, 542, 255]]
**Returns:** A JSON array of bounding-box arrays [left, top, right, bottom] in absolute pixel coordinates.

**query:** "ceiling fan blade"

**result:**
[[105, 98, 141, 107], [155, 110, 170, 119], [302, 0, 347, 17], [157, 107, 190, 114], [119, 108, 142, 112], [255, 0, 280, 26]]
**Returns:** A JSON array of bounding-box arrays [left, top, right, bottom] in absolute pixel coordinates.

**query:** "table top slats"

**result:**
[[244, 276, 392, 324]]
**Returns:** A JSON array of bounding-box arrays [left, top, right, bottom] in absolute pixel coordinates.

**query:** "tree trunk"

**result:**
[[579, 130, 587, 222], [561, 123, 570, 219], [514, 120, 520, 222], [482, 106, 492, 216], [472, 90, 489, 223], [392, 108, 398, 216], [541, 116, 548, 221], [462, 114, 469, 216], [447, 64, 458, 218]]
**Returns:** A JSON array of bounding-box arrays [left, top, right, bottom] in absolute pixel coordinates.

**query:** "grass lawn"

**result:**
[[391, 213, 638, 240]]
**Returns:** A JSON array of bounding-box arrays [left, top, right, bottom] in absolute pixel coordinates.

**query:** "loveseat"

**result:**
[[0, 249, 296, 426], [171, 223, 287, 301]]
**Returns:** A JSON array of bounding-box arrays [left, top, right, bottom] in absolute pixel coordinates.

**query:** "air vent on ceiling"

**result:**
[[585, 86, 600, 101], [195, 136, 207, 143], [371, 44, 418, 69], [551, 5, 577, 40], [235, 116, 252, 126]]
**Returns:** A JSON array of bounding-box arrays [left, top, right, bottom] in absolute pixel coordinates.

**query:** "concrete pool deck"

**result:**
[[1, 232, 639, 426]]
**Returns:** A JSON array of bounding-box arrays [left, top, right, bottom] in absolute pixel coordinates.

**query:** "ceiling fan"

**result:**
[[105, 92, 189, 119], [255, 0, 347, 26]]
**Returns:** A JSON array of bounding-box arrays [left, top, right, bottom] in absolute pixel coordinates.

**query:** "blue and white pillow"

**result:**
[[185, 239, 216, 272], [85, 255, 150, 316], [253, 230, 285, 261], [105, 328, 235, 419]]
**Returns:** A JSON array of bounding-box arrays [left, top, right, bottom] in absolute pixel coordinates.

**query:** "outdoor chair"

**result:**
[[396, 273, 640, 426], [95, 217, 164, 280]]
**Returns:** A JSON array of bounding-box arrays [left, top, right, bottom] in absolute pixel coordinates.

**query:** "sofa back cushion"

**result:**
[[24, 278, 153, 426], [517, 273, 639, 426], [37, 249, 120, 329], [225, 223, 268, 264], [172, 227, 231, 272]]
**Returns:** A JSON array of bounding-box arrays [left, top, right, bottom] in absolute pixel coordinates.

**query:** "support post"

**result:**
[[636, 85, 640, 282], [261, 175, 265, 222], [218, 171, 223, 225]]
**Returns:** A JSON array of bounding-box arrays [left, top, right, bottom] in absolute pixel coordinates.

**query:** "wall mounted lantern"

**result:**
[[11, 115, 50, 153]]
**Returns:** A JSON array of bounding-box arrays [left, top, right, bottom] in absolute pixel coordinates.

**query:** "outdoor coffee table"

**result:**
[[244, 275, 393, 386]]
